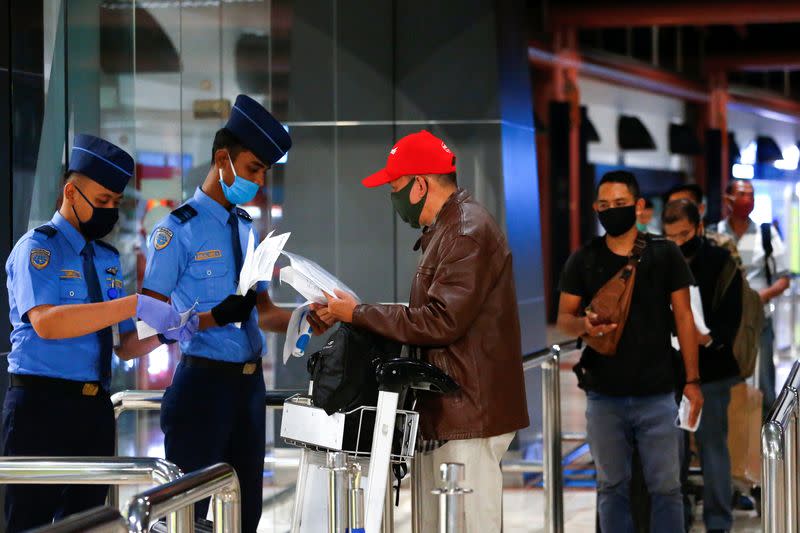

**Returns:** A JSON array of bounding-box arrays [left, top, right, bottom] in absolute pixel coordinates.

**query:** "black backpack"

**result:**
[[308, 323, 402, 415]]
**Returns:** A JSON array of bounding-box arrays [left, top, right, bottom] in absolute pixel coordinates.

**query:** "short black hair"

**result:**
[[725, 178, 752, 195], [665, 183, 704, 204], [211, 127, 246, 163], [596, 170, 640, 199], [662, 198, 701, 227], [644, 198, 654, 209], [434, 172, 457, 186]]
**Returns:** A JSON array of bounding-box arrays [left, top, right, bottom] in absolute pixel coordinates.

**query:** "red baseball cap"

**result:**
[[362, 130, 457, 188]]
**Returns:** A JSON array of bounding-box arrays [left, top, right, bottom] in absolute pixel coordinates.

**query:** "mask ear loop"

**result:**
[[71, 184, 94, 224], [227, 152, 238, 179]]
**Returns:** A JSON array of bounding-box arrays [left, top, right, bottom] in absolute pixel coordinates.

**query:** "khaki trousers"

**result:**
[[412, 432, 515, 533]]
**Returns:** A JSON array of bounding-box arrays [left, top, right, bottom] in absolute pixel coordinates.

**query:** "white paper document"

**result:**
[[279, 251, 359, 363], [238, 230, 291, 296], [136, 301, 198, 340], [689, 285, 710, 335], [279, 251, 358, 305], [676, 394, 702, 432], [670, 285, 710, 350]]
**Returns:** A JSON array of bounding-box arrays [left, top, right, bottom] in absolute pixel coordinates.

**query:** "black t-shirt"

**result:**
[[558, 234, 694, 396]]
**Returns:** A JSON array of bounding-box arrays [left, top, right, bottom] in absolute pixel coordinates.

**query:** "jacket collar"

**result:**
[[413, 188, 469, 251]]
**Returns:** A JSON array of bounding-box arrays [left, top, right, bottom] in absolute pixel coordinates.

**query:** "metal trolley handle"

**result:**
[[375, 358, 460, 394]]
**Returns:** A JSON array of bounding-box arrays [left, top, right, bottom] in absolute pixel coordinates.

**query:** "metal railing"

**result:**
[[0, 456, 182, 486], [29, 506, 127, 533], [0, 457, 183, 532], [109, 388, 302, 507], [125, 462, 240, 533], [518, 340, 578, 533], [762, 359, 800, 532]]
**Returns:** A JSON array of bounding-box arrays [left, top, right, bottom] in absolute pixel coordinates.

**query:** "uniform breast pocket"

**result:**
[[59, 281, 88, 303], [188, 261, 231, 303]]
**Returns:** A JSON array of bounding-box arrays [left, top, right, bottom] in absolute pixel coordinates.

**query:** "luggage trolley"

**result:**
[[281, 358, 459, 533]]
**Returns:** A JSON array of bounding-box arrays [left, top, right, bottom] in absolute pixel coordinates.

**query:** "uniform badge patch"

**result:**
[[105, 266, 118, 275], [30, 249, 51, 270], [153, 227, 174, 250], [195, 249, 222, 261]]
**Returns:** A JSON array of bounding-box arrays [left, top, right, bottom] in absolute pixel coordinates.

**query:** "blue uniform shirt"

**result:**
[[143, 188, 267, 362], [5, 212, 135, 381]]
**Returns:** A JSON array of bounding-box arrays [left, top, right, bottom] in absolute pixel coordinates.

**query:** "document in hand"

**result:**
[[136, 301, 198, 340], [279, 251, 358, 305], [238, 230, 291, 296], [675, 394, 702, 432], [279, 251, 359, 363]]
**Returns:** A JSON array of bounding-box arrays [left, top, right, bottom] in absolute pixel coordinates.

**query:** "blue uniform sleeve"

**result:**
[[11, 236, 61, 322], [143, 219, 186, 298]]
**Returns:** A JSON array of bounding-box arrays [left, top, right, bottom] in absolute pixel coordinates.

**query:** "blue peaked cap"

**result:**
[[225, 95, 291, 165], [68, 134, 134, 193]]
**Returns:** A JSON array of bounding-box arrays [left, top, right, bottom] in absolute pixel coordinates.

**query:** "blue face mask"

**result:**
[[219, 154, 259, 205]]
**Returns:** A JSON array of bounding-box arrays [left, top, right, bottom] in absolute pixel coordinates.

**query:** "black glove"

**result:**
[[211, 289, 257, 326]]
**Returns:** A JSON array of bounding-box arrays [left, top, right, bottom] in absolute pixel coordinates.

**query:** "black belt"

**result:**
[[9, 374, 105, 397], [182, 355, 262, 375]]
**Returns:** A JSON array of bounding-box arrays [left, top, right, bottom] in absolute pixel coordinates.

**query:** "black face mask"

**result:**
[[598, 205, 637, 237], [679, 235, 701, 258], [391, 178, 427, 229], [72, 185, 119, 241]]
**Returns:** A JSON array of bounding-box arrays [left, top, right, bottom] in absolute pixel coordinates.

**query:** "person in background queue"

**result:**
[[556, 170, 702, 533]]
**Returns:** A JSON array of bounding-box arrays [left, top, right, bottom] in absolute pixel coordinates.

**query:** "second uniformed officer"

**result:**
[[142, 95, 331, 532], [3, 134, 195, 532]]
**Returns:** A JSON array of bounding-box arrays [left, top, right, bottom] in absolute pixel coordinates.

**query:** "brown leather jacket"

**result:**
[[352, 189, 529, 440]]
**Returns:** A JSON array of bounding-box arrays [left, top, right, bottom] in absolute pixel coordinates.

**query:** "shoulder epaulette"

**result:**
[[33, 224, 57, 238], [235, 207, 252, 222], [170, 204, 198, 224], [95, 240, 119, 255]]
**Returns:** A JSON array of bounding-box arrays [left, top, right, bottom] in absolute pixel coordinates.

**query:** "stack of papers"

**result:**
[[279, 251, 359, 363], [238, 230, 291, 296], [279, 251, 358, 305]]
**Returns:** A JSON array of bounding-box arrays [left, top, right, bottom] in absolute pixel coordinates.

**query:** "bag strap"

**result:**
[[761, 223, 774, 286], [619, 233, 647, 281], [629, 233, 647, 264]]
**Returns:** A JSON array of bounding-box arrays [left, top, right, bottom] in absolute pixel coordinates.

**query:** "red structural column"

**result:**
[[553, 28, 582, 252], [709, 71, 730, 201]]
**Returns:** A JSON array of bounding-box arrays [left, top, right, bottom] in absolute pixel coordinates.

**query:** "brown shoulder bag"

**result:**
[[581, 233, 646, 356]]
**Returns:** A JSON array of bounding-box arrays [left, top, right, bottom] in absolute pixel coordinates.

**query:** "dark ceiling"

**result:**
[[527, 0, 800, 101]]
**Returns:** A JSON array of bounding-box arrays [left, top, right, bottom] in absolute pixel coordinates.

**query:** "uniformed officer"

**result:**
[[3, 134, 196, 532], [142, 94, 331, 533]]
